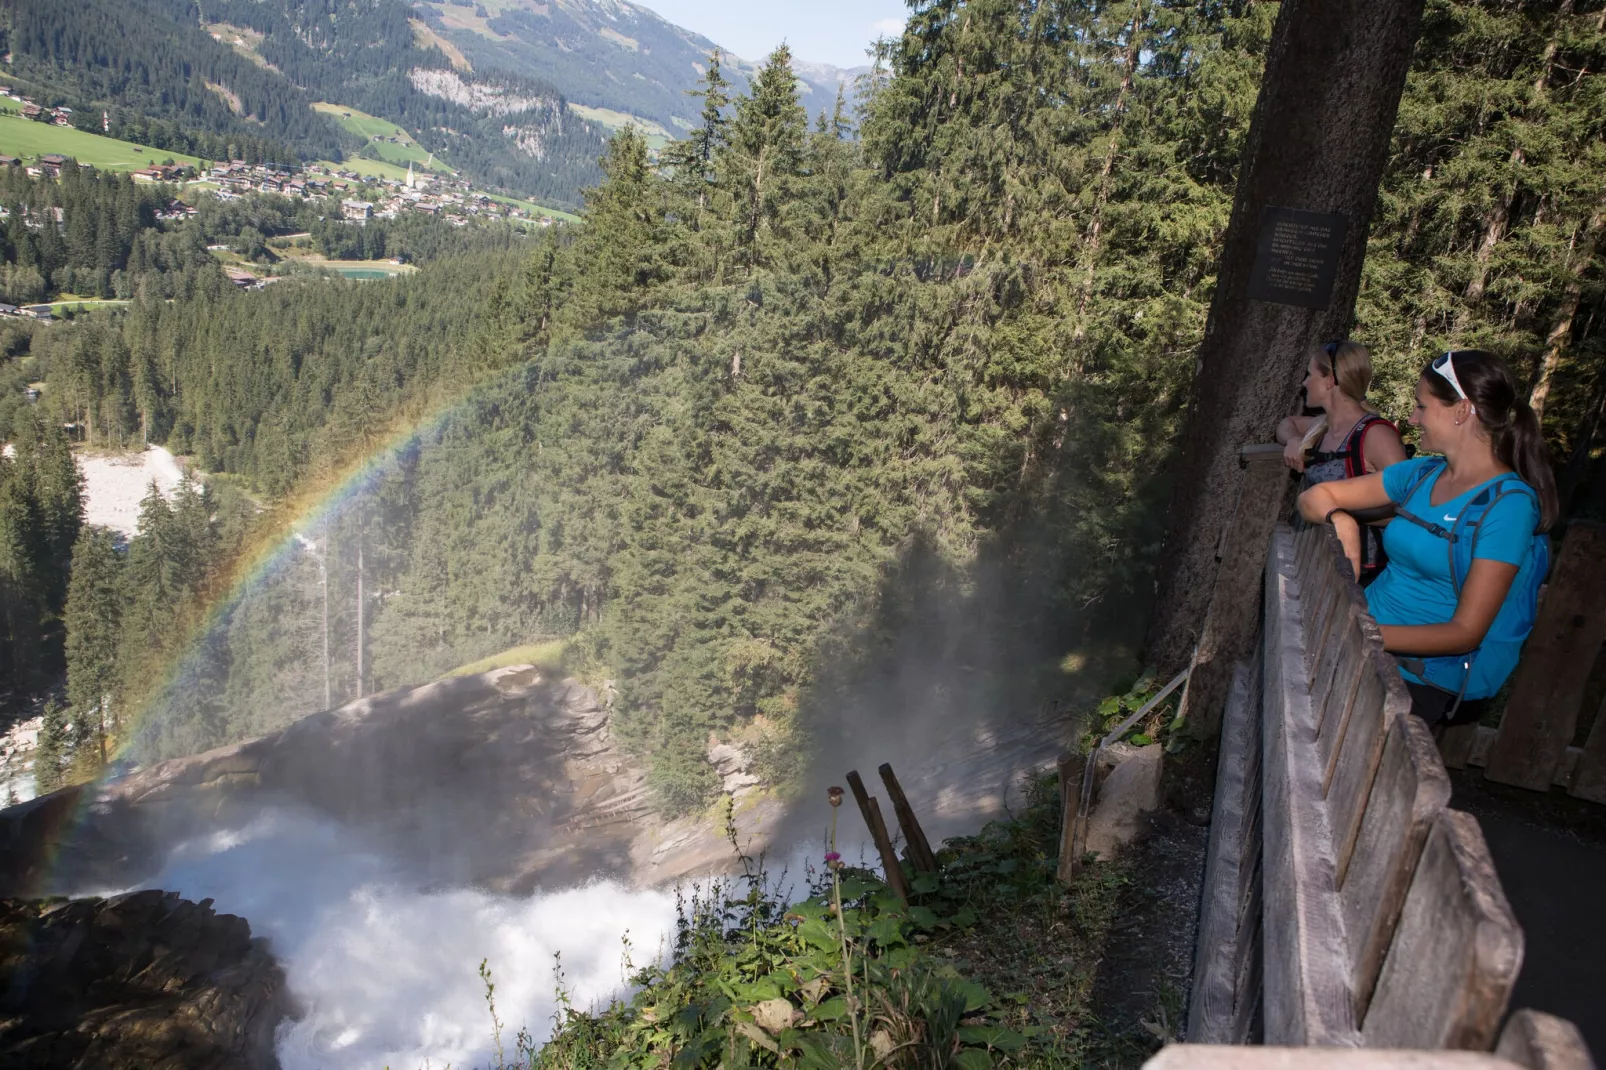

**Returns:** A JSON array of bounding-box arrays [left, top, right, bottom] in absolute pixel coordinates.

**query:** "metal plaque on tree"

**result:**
[[1246, 206, 1348, 309]]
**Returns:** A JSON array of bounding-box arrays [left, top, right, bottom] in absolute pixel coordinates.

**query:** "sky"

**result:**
[[634, 0, 908, 70]]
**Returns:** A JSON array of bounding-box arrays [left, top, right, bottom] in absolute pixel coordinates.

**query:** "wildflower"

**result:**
[[824, 851, 841, 863], [828, 786, 844, 807]]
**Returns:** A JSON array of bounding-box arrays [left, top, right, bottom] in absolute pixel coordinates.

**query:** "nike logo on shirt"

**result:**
[[1443, 515, 1458, 523]]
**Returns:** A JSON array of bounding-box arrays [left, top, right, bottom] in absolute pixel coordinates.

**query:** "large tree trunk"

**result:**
[[1145, 0, 1425, 682]]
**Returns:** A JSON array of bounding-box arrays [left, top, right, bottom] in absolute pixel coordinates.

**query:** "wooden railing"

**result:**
[[1184, 514, 1594, 1065]]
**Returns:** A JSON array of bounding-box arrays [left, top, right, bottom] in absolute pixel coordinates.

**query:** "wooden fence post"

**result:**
[[878, 763, 937, 874], [845, 769, 911, 902], [1485, 522, 1606, 792], [1178, 446, 1292, 738]]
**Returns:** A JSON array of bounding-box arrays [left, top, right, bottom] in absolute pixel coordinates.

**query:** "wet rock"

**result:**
[[0, 891, 288, 1070], [1085, 743, 1164, 859], [708, 740, 759, 794]]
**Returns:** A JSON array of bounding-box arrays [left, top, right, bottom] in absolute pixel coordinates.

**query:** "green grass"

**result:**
[[486, 192, 582, 224], [48, 298, 130, 316], [0, 115, 202, 170], [314, 103, 452, 173], [443, 640, 569, 679], [568, 104, 675, 153]]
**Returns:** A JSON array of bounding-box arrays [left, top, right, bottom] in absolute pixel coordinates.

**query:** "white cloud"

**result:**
[[870, 17, 904, 35]]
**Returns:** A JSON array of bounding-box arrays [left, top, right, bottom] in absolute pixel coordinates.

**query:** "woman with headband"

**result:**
[[1276, 340, 1407, 584], [1297, 350, 1557, 727]]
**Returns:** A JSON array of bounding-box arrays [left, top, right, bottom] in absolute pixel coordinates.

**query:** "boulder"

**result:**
[[1085, 743, 1164, 859], [0, 891, 289, 1069]]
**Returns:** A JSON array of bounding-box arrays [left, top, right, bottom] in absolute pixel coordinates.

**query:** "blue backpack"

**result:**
[[1391, 460, 1550, 700]]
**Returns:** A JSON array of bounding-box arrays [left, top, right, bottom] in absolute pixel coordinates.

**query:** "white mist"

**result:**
[[127, 808, 679, 1070]]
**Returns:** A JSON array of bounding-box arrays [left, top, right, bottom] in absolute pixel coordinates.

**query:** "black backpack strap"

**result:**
[[1392, 460, 1447, 537]]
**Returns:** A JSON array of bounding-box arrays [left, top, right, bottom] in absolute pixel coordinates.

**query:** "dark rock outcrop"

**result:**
[[0, 890, 288, 1069]]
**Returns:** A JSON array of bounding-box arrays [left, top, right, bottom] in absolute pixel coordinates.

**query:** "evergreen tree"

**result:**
[[33, 698, 69, 796], [65, 526, 124, 755]]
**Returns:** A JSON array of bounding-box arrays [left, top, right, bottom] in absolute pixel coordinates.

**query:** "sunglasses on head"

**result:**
[[1431, 350, 1476, 413]]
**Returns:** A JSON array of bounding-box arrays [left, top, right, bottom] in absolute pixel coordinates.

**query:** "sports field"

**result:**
[[0, 115, 201, 170]]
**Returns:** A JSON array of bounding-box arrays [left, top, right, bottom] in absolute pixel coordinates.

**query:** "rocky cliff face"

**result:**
[[0, 890, 287, 1070], [0, 667, 778, 900]]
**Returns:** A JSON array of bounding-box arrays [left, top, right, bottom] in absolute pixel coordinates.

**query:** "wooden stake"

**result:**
[[845, 770, 911, 901], [1055, 752, 1087, 885], [877, 763, 937, 873]]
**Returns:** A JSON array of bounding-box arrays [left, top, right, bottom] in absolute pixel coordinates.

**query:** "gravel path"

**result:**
[[77, 446, 186, 537]]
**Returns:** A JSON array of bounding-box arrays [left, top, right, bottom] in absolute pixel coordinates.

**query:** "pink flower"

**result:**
[[824, 852, 841, 863]]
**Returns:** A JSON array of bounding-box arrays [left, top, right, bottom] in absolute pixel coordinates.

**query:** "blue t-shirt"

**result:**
[[1365, 457, 1543, 698]]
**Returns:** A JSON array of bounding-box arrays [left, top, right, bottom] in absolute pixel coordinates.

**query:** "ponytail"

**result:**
[[1498, 398, 1560, 531]]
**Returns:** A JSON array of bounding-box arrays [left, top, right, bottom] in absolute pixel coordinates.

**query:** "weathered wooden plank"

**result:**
[[1326, 665, 1388, 882], [878, 763, 937, 874], [1145, 1047, 1533, 1069], [1339, 713, 1452, 1023], [1309, 565, 1351, 687], [1178, 453, 1291, 739], [1570, 690, 1606, 804], [1262, 527, 1359, 1045], [1317, 626, 1366, 770], [1361, 810, 1524, 1051], [1311, 602, 1357, 723], [1494, 1009, 1597, 1070], [1188, 658, 1260, 1043], [1056, 752, 1087, 885], [845, 770, 911, 902], [1486, 522, 1606, 791]]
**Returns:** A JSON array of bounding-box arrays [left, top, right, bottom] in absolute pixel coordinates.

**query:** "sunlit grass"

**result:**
[[442, 639, 569, 679]]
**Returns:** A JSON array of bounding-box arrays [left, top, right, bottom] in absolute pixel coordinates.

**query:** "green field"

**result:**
[[313, 103, 452, 173], [487, 192, 581, 224], [0, 114, 202, 170], [48, 298, 130, 316], [569, 104, 674, 152]]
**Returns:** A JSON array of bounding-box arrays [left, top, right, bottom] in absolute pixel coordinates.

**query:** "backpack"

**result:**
[[1305, 414, 1398, 576], [1391, 460, 1550, 700], [1306, 413, 1396, 480]]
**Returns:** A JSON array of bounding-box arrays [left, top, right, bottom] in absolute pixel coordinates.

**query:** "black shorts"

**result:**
[[1405, 681, 1486, 728]]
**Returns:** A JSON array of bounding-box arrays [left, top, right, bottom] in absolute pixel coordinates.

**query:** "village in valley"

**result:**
[[0, 84, 567, 295]]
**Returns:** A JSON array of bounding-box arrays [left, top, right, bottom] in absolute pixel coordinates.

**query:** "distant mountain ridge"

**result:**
[[412, 0, 869, 137]]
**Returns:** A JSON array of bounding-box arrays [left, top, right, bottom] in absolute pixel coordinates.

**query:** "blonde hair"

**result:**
[[1300, 340, 1378, 451]]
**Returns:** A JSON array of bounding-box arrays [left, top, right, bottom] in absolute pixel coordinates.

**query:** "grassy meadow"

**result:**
[[0, 114, 202, 170]]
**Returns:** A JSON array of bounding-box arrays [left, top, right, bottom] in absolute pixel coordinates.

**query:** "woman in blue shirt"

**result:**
[[1297, 350, 1558, 726]]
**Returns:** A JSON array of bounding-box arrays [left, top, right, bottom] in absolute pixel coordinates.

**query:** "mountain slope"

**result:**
[[0, 0, 608, 207], [413, 0, 867, 136]]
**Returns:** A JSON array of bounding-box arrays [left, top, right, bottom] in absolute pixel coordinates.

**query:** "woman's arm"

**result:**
[[1297, 474, 1394, 578], [1361, 421, 1409, 474], [1278, 415, 1316, 471], [1378, 558, 1519, 656], [1276, 415, 1314, 445]]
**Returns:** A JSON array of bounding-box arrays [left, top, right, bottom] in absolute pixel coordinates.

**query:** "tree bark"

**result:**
[[1145, 0, 1426, 680]]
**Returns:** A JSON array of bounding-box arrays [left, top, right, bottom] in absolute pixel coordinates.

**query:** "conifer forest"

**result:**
[[2, 0, 1604, 816]]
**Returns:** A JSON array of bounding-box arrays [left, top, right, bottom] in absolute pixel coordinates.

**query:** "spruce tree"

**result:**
[[33, 698, 69, 795], [65, 526, 124, 751]]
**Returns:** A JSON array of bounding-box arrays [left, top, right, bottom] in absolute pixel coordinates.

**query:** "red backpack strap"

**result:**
[[1344, 414, 1397, 479]]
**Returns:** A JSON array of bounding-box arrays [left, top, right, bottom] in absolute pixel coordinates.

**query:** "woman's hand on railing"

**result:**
[[1282, 438, 1307, 473], [1329, 511, 1363, 581]]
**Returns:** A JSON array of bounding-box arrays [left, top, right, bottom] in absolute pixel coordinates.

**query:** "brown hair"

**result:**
[[1300, 340, 1378, 451], [1421, 349, 1559, 530]]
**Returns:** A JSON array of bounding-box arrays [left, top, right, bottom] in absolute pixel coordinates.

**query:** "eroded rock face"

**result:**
[[0, 890, 288, 1070]]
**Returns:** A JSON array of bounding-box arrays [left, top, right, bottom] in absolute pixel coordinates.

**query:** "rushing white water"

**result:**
[[127, 808, 680, 1070]]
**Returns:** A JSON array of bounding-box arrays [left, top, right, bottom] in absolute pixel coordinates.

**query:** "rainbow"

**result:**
[[5, 357, 536, 898]]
